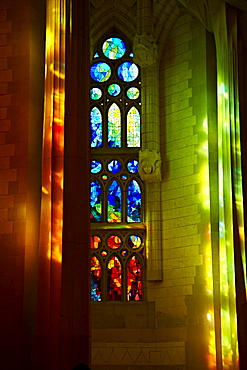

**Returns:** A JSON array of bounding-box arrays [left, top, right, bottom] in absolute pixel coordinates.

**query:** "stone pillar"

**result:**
[[134, 0, 163, 281], [59, 0, 91, 368], [0, 0, 45, 369], [33, 0, 91, 369]]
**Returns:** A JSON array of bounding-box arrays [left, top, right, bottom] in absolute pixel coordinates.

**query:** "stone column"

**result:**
[[59, 0, 91, 368], [33, 0, 91, 369], [134, 0, 163, 281]]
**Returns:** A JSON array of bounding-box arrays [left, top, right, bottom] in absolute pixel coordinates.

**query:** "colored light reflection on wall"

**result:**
[[200, 117, 216, 368], [40, 0, 66, 264], [218, 80, 240, 368]]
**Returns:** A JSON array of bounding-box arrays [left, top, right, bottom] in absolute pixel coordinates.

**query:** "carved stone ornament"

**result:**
[[133, 34, 158, 68], [139, 150, 162, 182]]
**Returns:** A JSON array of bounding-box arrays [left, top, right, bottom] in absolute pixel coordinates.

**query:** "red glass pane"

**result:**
[[107, 235, 121, 249], [107, 256, 122, 300], [90, 235, 102, 249], [91, 256, 102, 301], [127, 255, 142, 301]]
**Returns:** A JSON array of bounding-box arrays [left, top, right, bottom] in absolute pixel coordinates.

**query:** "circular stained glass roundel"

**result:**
[[107, 235, 122, 249], [127, 160, 138, 173], [91, 160, 102, 174], [90, 62, 111, 82], [108, 160, 121, 173], [128, 235, 142, 249], [90, 87, 102, 100], [118, 62, 139, 82], [102, 38, 126, 60], [127, 87, 140, 100], [108, 84, 121, 96]]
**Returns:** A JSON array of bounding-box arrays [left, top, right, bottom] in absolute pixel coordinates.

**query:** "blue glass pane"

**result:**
[[108, 180, 122, 222], [102, 38, 126, 60], [108, 160, 121, 173], [127, 160, 138, 173], [94, 52, 99, 58], [127, 180, 141, 222], [108, 84, 121, 96], [90, 181, 102, 222], [90, 62, 111, 82], [90, 107, 102, 147], [91, 256, 101, 301], [91, 160, 102, 174], [117, 62, 139, 82], [90, 87, 102, 100]]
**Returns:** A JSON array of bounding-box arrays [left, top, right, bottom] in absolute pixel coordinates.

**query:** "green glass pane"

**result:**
[[102, 37, 126, 60], [90, 87, 102, 100], [108, 84, 121, 96], [126, 87, 140, 100], [108, 103, 121, 147], [127, 106, 140, 147]]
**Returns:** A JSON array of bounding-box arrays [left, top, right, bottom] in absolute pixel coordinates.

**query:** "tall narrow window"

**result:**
[[90, 35, 144, 301]]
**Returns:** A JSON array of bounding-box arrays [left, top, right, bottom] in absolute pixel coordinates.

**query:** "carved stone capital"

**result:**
[[133, 34, 158, 68], [139, 150, 162, 182]]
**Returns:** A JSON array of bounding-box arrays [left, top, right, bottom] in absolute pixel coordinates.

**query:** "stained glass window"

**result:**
[[90, 87, 102, 100], [127, 106, 140, 147], [127, 160, 139, 173], [108, 84, 121, 96], [90, 62, 111, 82], [127, 87, 140, 100], [108, 180, 122, 222], [90, 181, 102, 222], [90, 107, 102, 147], [91, 256, 102, 301], [118, 62, 139, 82], [102, 37, 126, 60], [127, 255, 142, 301], [91, 160, 102, 173], [107, 256, 122, 300], [127, 180, 141, 222], [107, 235, 121, 249], [108, 103, 121, 147], [108, 160, 121, 173], [90, 35, 144, 301]]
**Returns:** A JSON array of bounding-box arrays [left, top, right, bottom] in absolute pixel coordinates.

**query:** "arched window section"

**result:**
[[91, 256, 102, 302], [107, 255, 122, 301], [127, 106, 140, 147], [90, 35, 144, 301], [107, 179, 122, 223], [90, 106, 103, 147], [127, 255, 142, 301], [127, 179, 142, 222], [108, 103, 121, 147], [90, 180, 102, 222]]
